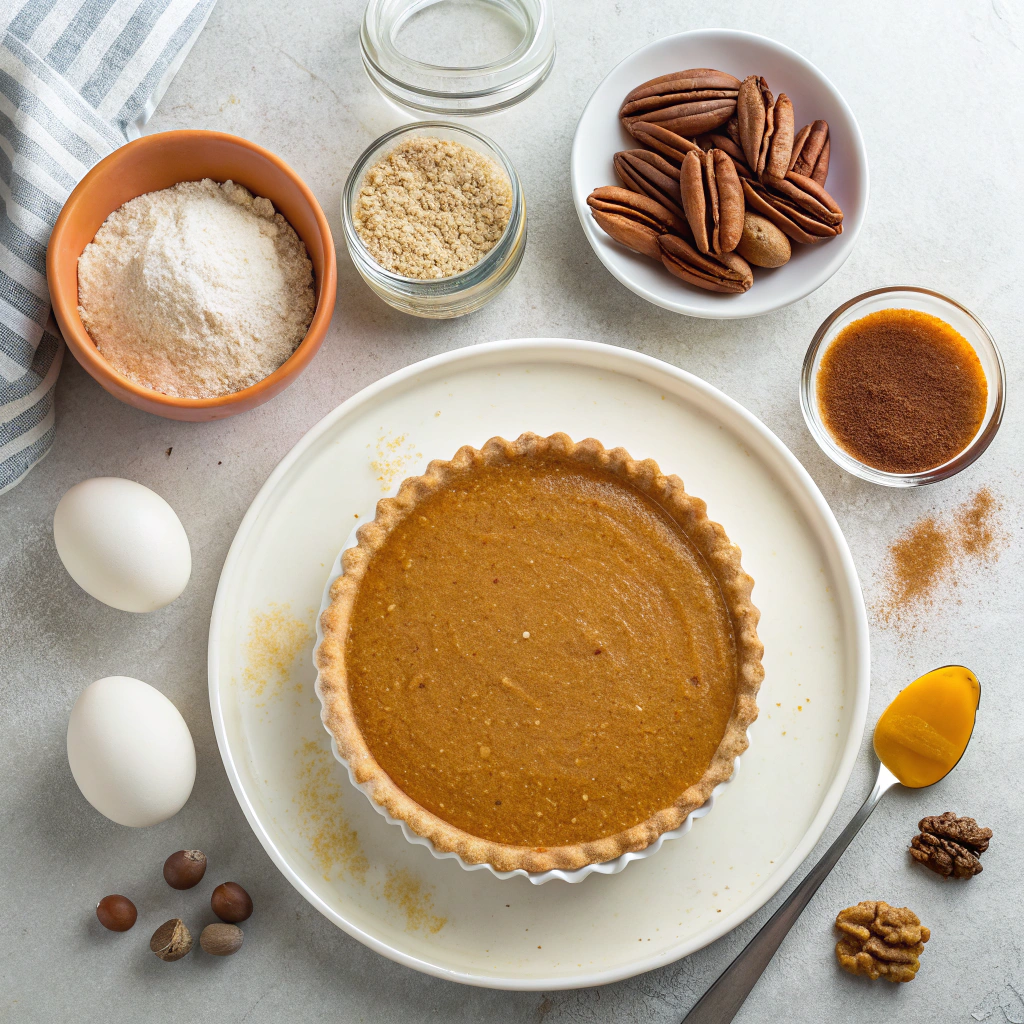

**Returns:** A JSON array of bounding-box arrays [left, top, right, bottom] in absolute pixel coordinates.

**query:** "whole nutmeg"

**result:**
[[150, 918, 193, 961], [211, 882, 253, 923], [96, 894, 137, 932], [200, 922, 244, 957], [163, 849, 207, 890], [735, 211, 792, 268]]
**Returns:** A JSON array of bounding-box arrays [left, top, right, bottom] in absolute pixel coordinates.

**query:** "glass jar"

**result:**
[[801, 286, 1005, 486], [341, 121, 527, 319], [360, 0, 555, 115]]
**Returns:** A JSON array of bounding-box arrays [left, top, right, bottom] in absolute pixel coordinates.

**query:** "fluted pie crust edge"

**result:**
[[315, 432, 764, 873]]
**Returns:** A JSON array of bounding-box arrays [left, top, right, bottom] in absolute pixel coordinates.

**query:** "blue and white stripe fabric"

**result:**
[[0, 0, 215, 494]]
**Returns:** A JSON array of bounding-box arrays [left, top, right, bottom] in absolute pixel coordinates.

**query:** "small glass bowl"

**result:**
[[360, 0, 555, 115], [801, 286, 1005, 487], [341, 122, 526, 319]]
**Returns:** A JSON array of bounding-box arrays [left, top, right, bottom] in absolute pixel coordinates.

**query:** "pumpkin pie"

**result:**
[[316, 432, 763, 873]]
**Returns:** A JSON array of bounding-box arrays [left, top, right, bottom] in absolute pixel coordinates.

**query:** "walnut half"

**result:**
[[835, 901, 930, 983], [910, 811, 993, 879]]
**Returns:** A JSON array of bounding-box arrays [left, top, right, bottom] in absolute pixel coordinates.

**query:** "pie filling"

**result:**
[[344, 454, 739, 848]]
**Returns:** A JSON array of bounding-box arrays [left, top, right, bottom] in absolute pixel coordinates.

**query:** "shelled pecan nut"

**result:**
[[737, 76, 773, 176], [619, 69, 740, 137], [659, 234, 753, 293], [742, 176, 843, 244], [763, 93, 794, 182], [614, 149, 686, 220], [790, 120, 831, 185], [736, 76, 795, 182], [680, 149, 744, 254], [626, 121, 702, 165], [909, 811, 992, 879], [835, 901, 929, 983], [587, 186, 690, 260]]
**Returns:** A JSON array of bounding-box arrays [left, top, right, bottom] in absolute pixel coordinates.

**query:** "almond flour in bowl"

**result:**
[[77, 179, 315, 399]]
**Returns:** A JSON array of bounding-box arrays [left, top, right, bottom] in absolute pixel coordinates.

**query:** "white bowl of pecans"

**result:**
[[571, 30, 869, 319]]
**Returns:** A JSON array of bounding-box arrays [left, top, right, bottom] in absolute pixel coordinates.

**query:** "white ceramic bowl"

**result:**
[[570, 29, 869, 319], [314, 513, 747, 884]]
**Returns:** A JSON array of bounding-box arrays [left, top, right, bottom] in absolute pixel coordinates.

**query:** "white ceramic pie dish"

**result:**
[[570, 29, 869, 318], [313, 517, 751, 884]]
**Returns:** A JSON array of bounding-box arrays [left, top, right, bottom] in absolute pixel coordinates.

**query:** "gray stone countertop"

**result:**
[[2, 0, 1022, 1021]]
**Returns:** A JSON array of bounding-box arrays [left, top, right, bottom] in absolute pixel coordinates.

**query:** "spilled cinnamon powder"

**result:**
[[241, 603, 314, 699], [875, 488, 1006, 629], [380, 867, 447, 934], [294, 739, 369, 882], [959, 487, 999, 556]]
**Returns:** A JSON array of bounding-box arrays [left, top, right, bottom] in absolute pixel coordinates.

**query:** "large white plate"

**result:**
[[208, 338, 869, 990], [571, 30, 870, 318]]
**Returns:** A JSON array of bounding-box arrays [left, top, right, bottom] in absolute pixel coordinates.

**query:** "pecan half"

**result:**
[[626, 121, 701, 165], [790, 120, 830, 185], [763, 93, 794, 183], [614, 149, 686, 220], [680, 149, 744, 254], [909, 811, 992, 879], [771, 172, 843, 224], [736, 76, 794, 182], [736, 76, 774, 177], [619, 69, 740, 136], [659, 234, 752, 293], [587, 186, 690, 260], [835, 901, 929, 983], [742, 176, 843, 244]]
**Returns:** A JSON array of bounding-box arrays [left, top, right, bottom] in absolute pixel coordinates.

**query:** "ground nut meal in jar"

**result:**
[[352, 136, 512, 279]]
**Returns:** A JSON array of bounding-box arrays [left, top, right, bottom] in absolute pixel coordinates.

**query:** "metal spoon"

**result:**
[[680, 665, 980, 1023]]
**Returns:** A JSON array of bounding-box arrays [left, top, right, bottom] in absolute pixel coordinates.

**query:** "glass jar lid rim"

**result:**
[[360, 0, 555, 111]]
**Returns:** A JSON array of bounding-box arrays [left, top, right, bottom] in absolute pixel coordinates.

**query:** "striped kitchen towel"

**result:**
[[0, 0, 216, 495]]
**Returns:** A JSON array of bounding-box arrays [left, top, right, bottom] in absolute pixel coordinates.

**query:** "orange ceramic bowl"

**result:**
[[47, 130, 337, 420]]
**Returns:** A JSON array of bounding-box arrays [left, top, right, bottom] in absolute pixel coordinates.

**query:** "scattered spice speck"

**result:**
[[370, 432, 421, 491], [380, 867, 446, 933], [294, 740, 368, 882], [874, 488, 1007, 632], [241, 603, 314, 698]]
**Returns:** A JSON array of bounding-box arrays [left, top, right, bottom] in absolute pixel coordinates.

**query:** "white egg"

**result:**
[[53, 477, 191, 612], [67, 676, 196, 827]]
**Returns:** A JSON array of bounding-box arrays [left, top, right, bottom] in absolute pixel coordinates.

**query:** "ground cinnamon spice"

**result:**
[[876, 487, 1005, 628], [817, 309, 987, 474], [885, 516, 954, 610], [957, 486, 998, 556]]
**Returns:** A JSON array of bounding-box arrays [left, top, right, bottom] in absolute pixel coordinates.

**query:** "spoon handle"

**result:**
[[680, 762, 900, 1024]]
